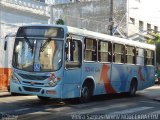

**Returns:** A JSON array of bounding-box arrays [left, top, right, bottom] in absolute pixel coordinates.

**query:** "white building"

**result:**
[[128, 0, 160, 41], [0, 0, 49, 90]]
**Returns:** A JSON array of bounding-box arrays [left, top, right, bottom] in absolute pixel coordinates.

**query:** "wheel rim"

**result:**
[[130, 82, 137, 96], [131, 85, 135, 95], [81, 86, 89, 100]]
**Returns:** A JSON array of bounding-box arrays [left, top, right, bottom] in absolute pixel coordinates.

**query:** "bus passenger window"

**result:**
[[84, 38, 97, 61], [113, 44, 124, 63], [98, 41, 112, 62], [136, 48, 144, 65], [125, 46, 136, 64], [65, 39, 82, 68], [145, 50, 154, 65]]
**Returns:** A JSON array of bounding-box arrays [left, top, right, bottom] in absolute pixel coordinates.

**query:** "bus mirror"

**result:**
[[65, 43, 68, 51], [16, 45, 20, 53], [70, 41, 75, 51], [4, 41, 7, 51]]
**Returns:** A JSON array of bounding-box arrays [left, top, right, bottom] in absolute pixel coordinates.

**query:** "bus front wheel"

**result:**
[[79, 85, 91, 103]]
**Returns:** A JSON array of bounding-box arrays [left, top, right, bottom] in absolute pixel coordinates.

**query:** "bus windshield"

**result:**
[[12, 38, 63, 72]]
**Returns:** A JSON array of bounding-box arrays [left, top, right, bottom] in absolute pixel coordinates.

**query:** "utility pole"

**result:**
[[110, 0, 114, 35]]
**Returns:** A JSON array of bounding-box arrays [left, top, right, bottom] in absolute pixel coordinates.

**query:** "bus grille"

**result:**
[[23, 87, 41, 92], [18, 73, 48, 80]]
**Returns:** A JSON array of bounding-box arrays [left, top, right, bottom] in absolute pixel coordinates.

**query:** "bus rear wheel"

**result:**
[[128, 80, 137, 97], [37, 96, 50, 101], [79, 85, 91, 103]]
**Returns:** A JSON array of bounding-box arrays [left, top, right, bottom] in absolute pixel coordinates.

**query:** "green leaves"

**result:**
[[56, 19, 64, 25]]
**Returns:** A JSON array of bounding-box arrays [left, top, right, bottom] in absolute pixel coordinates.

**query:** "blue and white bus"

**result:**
[[10, 24, 156, 102]]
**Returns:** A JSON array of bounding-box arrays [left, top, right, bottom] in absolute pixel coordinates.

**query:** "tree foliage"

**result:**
[[56, 19, 64, 25], [146, 33, 160, 64]]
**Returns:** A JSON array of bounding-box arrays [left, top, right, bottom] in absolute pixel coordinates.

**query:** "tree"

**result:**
[[146, 33, 160, 64], [56, 19, 64, 25]]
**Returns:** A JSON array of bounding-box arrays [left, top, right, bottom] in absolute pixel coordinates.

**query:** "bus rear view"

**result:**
[[10, 25, 65, 100]]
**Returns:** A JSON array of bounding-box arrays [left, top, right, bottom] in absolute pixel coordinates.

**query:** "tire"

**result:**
[[11, 92, 19, 96], [128, 80, 137, 97], [37, 96, 50, 101], [79, 85, 91, 103]]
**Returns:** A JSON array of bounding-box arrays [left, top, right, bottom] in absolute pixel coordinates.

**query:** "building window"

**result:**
[[154, 26, 158, 33], [139, 21, 144, 32], [34, 0, 45, 2], [130, 18, 135, 24], [147, 23, 151, 32]]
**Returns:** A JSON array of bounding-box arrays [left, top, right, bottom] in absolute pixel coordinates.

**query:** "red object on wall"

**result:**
[[0, 68, 11, 91]]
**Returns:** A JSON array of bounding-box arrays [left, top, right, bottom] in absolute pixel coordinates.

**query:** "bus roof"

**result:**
[[18, 24, 155, 51], [67, 26, 155, 51]]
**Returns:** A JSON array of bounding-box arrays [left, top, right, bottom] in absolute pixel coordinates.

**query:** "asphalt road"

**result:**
[[1, 85, 160, 120]]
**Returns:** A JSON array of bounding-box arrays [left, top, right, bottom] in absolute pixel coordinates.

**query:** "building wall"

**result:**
[[128, 0, 160, 37], [0, 0, 49, 90], [51, 0, 127, 35]]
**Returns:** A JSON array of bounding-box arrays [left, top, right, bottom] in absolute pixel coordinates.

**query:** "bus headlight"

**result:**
[[11, 73, 20, 83], [48, 77, 61, 87]]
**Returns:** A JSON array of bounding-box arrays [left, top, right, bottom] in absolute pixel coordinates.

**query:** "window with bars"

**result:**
[[145, 50, 154, 65], [98, 41, 112, 62], [125, 46, 136, 64], [139, 21, 144, 32], [84, 38, 97, 61], [113, 43, 124, 63], [136, 48, 144, 65]]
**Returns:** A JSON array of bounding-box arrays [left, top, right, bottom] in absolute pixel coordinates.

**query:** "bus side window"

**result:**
[[125, 45, 136, 64], [136, 48, 144, 65], [65, 39, 82, 68], [113, 43, 124, 63], [145, 49, 154, 65], [84, 38, 97, 61], [98, 40, 112, 62]]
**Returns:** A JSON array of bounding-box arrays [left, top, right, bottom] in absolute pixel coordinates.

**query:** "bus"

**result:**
[[9, 24, 156, 102]]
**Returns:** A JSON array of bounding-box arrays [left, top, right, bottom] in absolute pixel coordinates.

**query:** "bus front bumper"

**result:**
[[10, 81, 62, 98]]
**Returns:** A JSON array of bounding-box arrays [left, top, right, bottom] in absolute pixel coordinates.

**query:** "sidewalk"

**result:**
[[137, 84, 160, 102], [0, 90, 11, 97]]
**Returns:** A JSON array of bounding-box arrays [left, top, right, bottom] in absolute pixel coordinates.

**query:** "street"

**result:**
[[1, 85, 160, 120]]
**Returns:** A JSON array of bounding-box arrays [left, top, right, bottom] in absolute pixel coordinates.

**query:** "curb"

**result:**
[[0, 92, 11, 97]]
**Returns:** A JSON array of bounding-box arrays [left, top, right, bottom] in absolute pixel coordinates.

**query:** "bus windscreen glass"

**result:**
[[16, 26, 64, 38]]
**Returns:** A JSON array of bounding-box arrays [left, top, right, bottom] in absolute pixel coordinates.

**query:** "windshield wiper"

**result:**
[[40, 38, 51, 52], [24, 37, 33, 49]]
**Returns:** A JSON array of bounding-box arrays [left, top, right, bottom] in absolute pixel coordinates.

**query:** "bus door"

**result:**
[[63, 37, 82, 98], [2, 33, 15, 90]]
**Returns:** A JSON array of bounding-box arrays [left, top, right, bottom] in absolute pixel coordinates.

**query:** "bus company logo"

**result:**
[[30, 81, 35, 86]]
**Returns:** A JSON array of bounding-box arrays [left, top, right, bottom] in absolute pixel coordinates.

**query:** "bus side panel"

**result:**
[[138, 66, 155, 90], [111, 64, 132, 93], [62, 84, 81, 98], [82, 63, 117, 95]]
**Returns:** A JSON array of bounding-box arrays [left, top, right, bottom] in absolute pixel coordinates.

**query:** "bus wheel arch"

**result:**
[[80, 78, 95, 103]]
